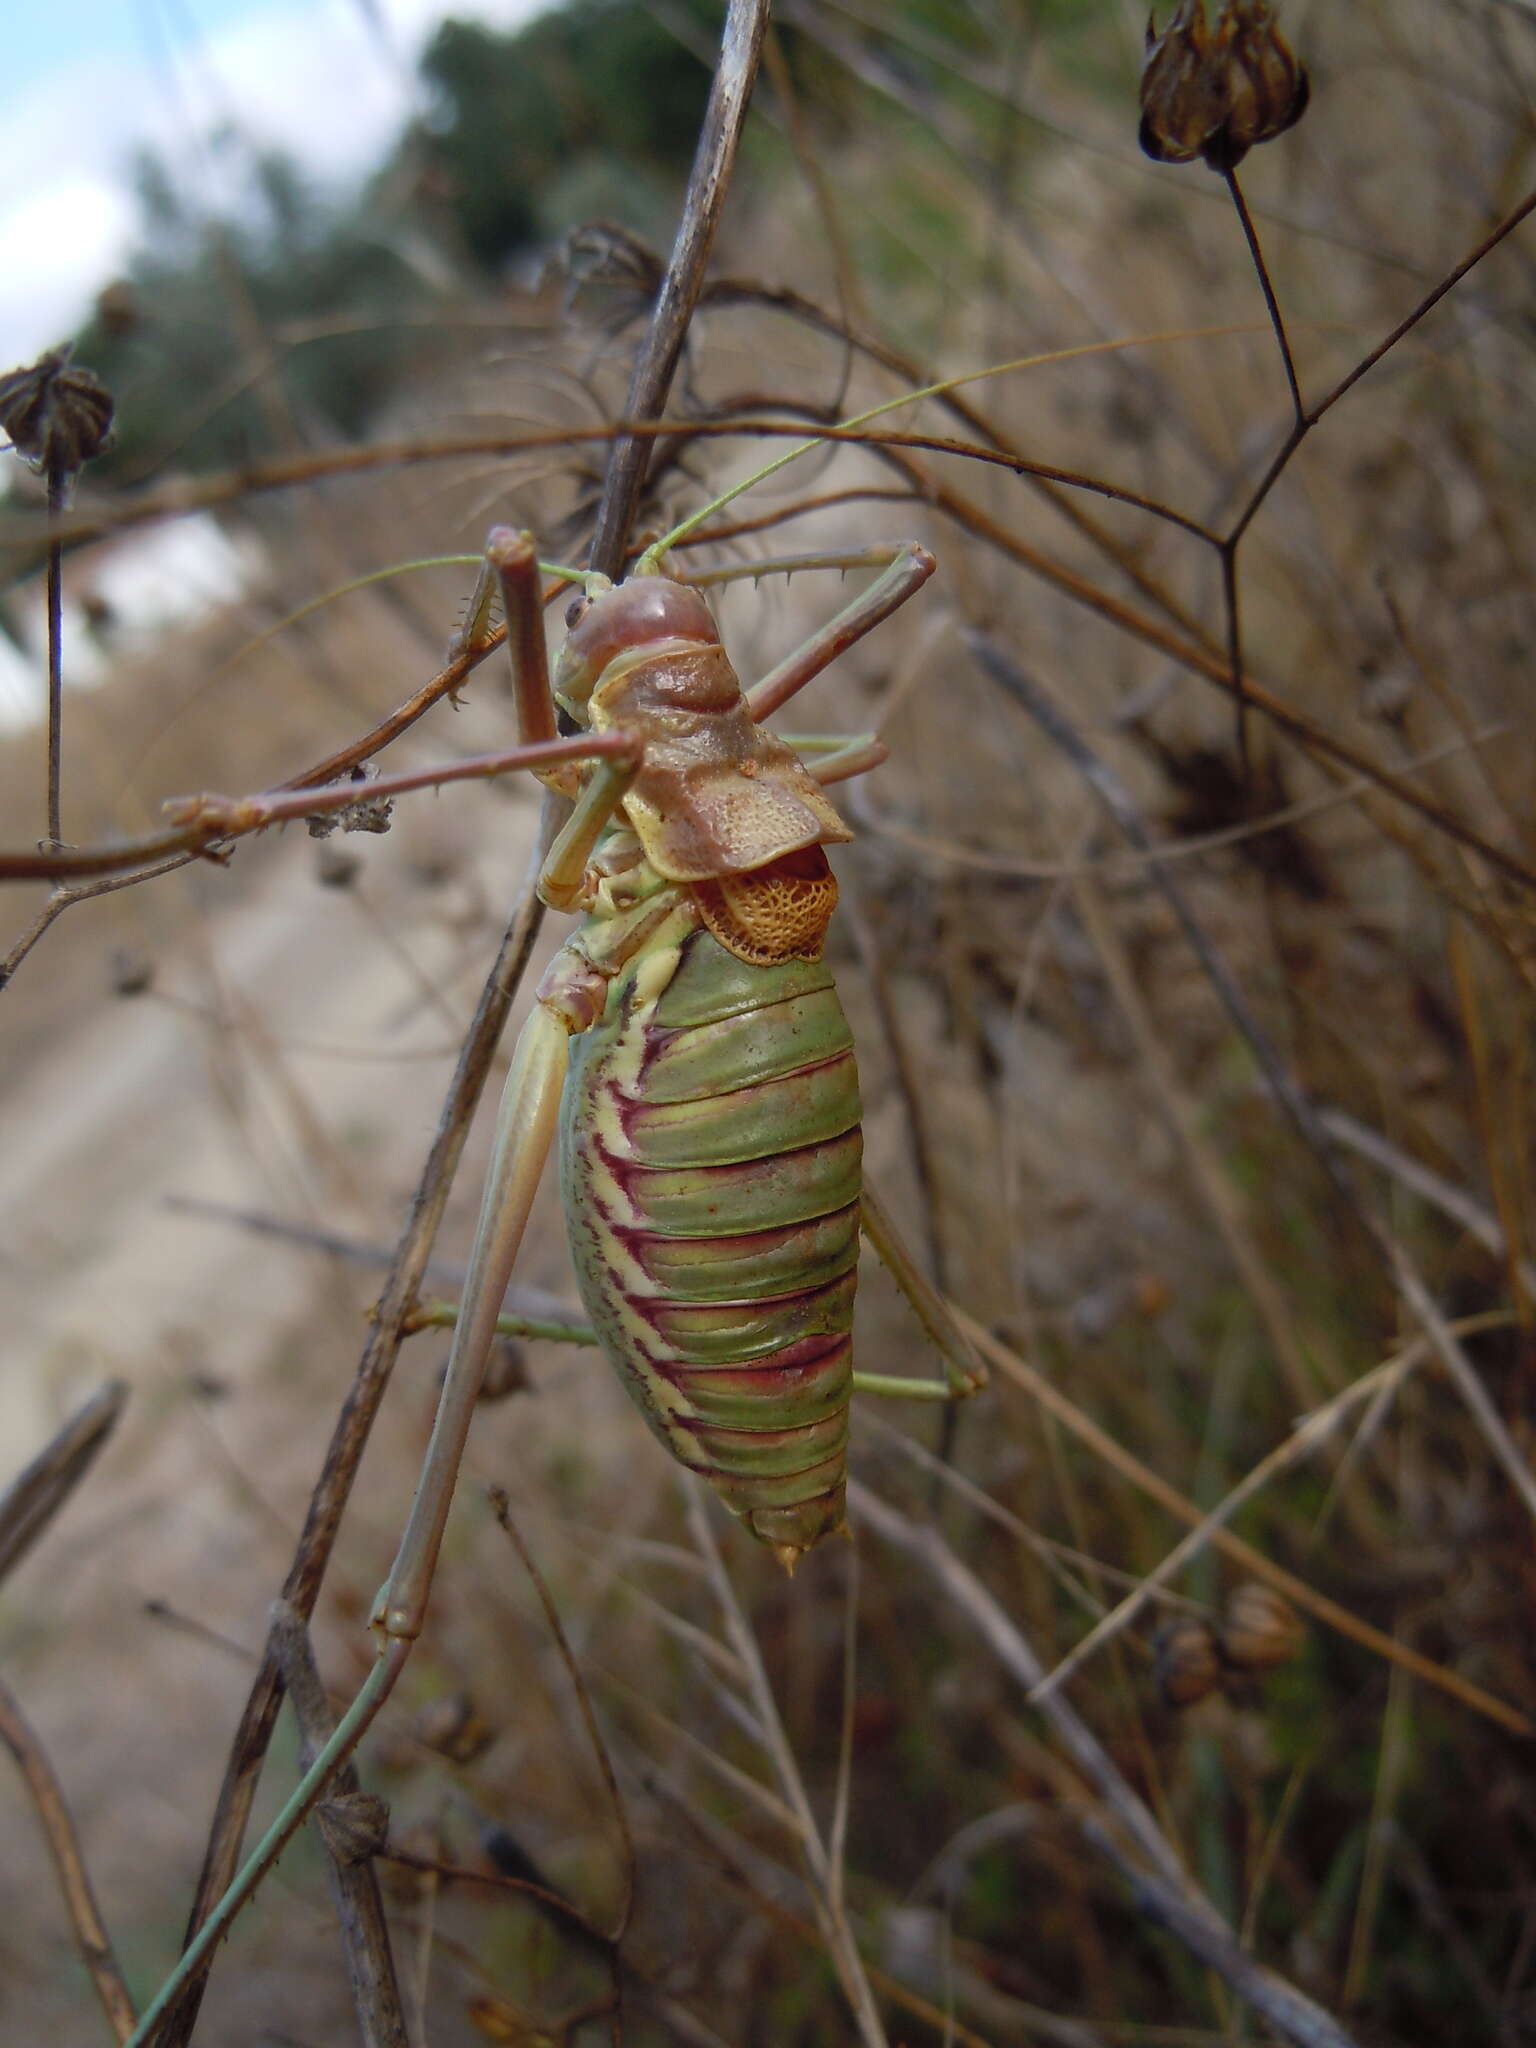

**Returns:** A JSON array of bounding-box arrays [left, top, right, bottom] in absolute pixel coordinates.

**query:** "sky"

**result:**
[[0, 0, 546, 371]]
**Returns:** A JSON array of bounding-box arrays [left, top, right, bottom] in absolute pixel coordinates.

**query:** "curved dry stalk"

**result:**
[[0, 1382, 127, 1589], [850, 1485, 1362, 2048], [956, 1312, 1534, 1741], [683, 1484, 890, 2048], [488, 1488, 636, 1947], [967, 628, 1536, 1534], [0, 1672, 137, 2042], [1027, 1318, 1513, 1707]]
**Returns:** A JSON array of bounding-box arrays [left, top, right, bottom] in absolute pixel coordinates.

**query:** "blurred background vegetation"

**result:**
[[2, 2, 1534, 2044]]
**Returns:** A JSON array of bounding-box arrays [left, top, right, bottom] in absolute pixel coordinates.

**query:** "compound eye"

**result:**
[[564, 595, 590, 629]]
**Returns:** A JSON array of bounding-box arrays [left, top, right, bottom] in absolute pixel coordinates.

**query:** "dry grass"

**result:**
[[2, 2, 1535, 2042]]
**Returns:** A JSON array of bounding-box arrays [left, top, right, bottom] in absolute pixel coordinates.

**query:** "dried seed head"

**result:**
[[0, 347, 114, 478], [1153, 1614, 1223, 1707], [315, 1789, 390, 1866], [1220, 1582, 1304, 1671], [1141, 0, 1309, 174]]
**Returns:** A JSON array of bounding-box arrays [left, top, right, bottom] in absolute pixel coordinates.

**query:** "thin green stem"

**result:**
[[124, 1645, 407, 2048]]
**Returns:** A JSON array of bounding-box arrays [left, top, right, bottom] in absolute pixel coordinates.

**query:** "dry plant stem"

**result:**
[[966, 630, 1536, 1532], [488, 1489, 635, 1946], [154, 12, 769, 2030], [584, 0, 770, 579], [0, 1671, 137, 2042], [1029, 1341, 1438, 1706], [1071, 874, 1318, 1407], [850, 1485, 1362, 2048], [0, 729, 635, 884], [156, 824, 556, 2047], [0, 1380, 127, 1588], [45, 458, 66, 849], [1227, 183, 1536, 554], [684, 1486, 890, 2048], [957, 1307, 1534, 1740], [884, 456, 1536, 895], [1319, 1106, 1536, 1301], [1224, 169, 1304, 425], [269, 1604, 408, 2048], [5, 415, 1225, 558]]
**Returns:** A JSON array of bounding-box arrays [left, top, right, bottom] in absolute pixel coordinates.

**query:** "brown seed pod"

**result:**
[[315, 1788, 390, 1866], [0, 346, 114, 476], [1153, 1614, 1224, 1707], [1141, 0, 1309, 173], [1220, 1581, 1304, 1671]]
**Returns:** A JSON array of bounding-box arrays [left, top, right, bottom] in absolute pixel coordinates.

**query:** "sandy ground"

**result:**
[[0, 724, 644, 2040]]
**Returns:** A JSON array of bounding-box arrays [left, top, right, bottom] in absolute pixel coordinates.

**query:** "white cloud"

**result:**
[[0, 0, 547, 369]]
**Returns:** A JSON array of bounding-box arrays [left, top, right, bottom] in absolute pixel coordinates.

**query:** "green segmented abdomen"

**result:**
[[560, 926, 861, 1559]]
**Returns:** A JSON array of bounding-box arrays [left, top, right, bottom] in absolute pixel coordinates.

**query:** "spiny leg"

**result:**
[[735, 542, 936, 722], [485, 527, 562, 754]]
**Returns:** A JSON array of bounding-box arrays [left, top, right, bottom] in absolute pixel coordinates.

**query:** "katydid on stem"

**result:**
[[126, 459, 984, 2047]]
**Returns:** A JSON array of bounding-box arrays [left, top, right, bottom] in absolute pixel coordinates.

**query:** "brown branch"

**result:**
[[0, 1381, 127, 1589], [0, 1672, 137, 2042], [585, 0, 772, 578], [270, 1604, 408, 2048], [0, 730, 636, 884], [1, 416, 1223, 561]]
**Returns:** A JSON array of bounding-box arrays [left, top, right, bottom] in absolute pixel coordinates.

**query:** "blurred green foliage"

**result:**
[[66, 0, 724, 481], [57, 0, 1129, 484], [69, 136, 436, 479], [418, 1, 717, 264]]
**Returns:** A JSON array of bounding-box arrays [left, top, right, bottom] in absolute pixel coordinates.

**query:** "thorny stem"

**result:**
[[0, 730, 640, 884]]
